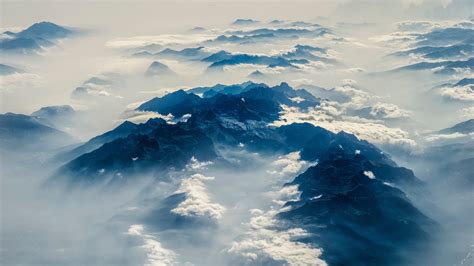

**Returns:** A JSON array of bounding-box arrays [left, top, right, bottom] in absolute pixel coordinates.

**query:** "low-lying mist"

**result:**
[[1, 142, 321, 265]]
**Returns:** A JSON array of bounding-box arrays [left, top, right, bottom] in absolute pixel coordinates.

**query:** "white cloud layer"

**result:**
[[425, 132, 473, 142], [171, 173, 226, 220], [186, 156, 213, 171], [440, 85, 474, 102], [0, 73, 43, 94], [227, 201, 325, 266], [272, 104, 416, 148], [266, 152, 309, 177], [121, 110, 174, 124], [459, 107, 474, 119], [127, 224, 177, 266], [106, 34, 217, 50], [370, 102, 412, 119]]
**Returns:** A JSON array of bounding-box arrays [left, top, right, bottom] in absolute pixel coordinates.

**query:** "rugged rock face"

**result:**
[[56, 122, 217, 184], [280, 146, 437, 266]]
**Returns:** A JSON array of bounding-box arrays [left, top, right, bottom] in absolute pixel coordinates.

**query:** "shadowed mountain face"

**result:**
[[56, 118, 168, 163], [280, 148, 437, 266], [0, 113, 75, 151], [137, 90, 202, 117], [56, 121, 217, 184]]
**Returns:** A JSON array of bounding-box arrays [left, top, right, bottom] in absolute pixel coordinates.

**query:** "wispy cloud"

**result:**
[[127, 224, 178, 266]]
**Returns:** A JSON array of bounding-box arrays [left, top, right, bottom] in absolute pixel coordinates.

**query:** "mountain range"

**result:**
[[43, 81, 439, 265]]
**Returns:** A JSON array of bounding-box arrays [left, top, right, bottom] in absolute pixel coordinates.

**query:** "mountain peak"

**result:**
[[17, 21, 72, 39], [439, 119, 474, 134], [232, 19, 259, 25], [272, 82, 292, 92], [145, 61, 175, 76]]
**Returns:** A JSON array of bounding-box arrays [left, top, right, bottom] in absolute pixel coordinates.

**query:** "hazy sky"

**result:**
[[2, 0, 470, 34]]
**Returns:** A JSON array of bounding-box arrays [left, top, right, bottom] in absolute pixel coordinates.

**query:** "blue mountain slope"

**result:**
[[392, 44, 473, 60], [439, 119, 474, 134], [279, 148, 437, 266], [137, 90, 202, 117], [16, 21, 72, 39], [228, 27, 329, 39], [0, 113, 74, 151], [202, 45, 330, 69], [57, 118, 167, 163], [0, 22, 73, 53], [416, 27, 474, 46], [391, 57, 474, 74], [454, 78, 474, 86], [207, 53, 301, 69], [0, 38, 45, 53], [232, 19, 259, 25], [187, 81, 265, 96], [201, 50, 233, 62], [55, 122, 217, 184]]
